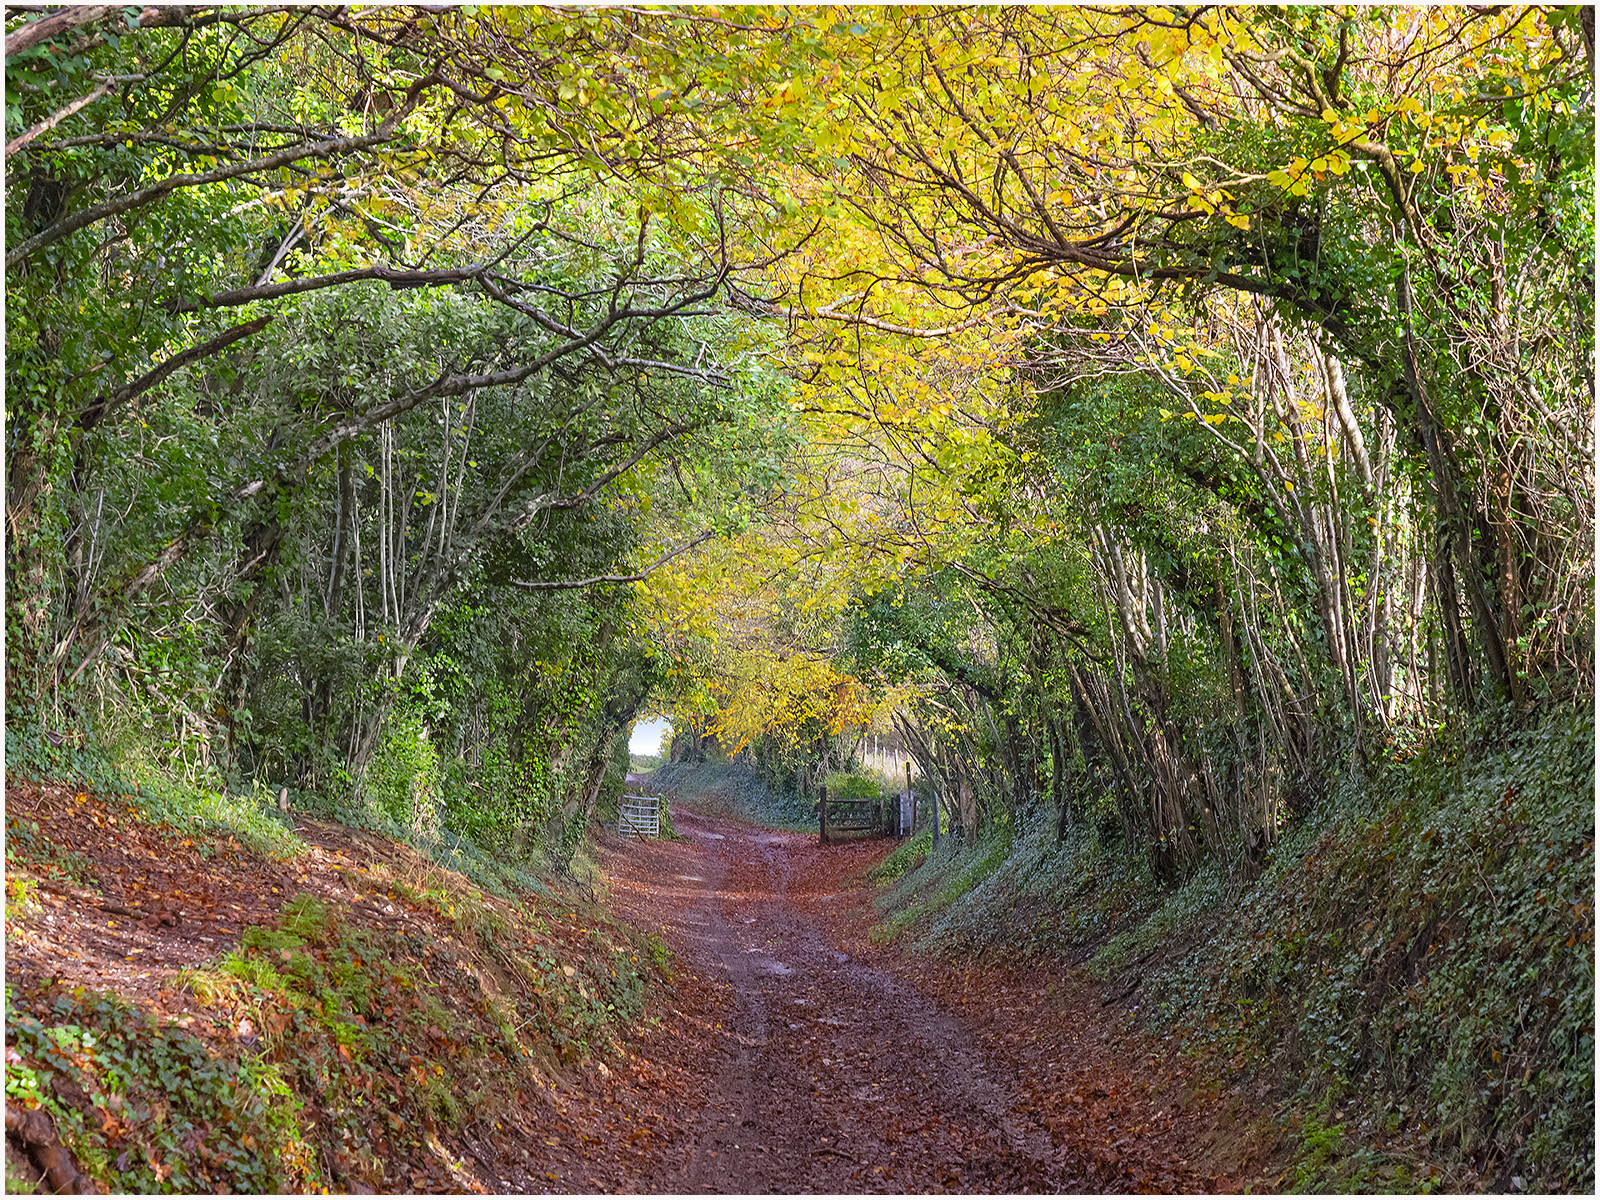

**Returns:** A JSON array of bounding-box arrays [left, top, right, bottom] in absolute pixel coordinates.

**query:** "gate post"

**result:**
[[819, 783, 829, 845]]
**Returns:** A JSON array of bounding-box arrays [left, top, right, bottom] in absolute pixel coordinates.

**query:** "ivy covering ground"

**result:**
[[865, 705, 1595, 1193]]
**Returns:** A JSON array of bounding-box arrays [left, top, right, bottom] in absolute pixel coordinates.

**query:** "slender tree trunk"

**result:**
[[5, 415, 60, 707], [1049, 713, 1072, 841], [1395, 271, 1516, 701]]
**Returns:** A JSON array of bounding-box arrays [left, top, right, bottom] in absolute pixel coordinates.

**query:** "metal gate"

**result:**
[[619, 795, 661, 838]]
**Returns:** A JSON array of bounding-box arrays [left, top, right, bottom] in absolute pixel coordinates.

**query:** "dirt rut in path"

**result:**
[[597, 808, 1245, 1193]]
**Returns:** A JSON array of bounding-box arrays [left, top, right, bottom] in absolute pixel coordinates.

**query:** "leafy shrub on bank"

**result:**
[[6, 716, 305, 863], [363, 705, 444, 837], [823, 770, 884, 800]]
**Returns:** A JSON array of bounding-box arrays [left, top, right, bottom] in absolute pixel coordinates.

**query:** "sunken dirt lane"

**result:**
[[626, 811, 1049, 1193], [577, 808, 1266, 1194]]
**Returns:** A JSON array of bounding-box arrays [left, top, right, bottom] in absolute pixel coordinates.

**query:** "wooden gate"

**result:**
[[818, 785, 882, 845]]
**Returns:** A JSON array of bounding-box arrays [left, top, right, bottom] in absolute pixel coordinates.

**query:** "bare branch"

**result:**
[[5, 77, 114, 156], [6, 74, 437, 270], [168, 262, 493, 315], [510, 531, 713, 590], [4, 5, 117, 57]]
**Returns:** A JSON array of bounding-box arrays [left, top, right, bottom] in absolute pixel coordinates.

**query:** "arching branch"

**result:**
[[510, 531, 714, 591]]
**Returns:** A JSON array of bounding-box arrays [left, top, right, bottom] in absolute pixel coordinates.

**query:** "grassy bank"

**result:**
[[3, 720, 564, 903], [4, 739, 663, 1193], [644, 758, 817, 830], [866, 705, 1595, 1193]]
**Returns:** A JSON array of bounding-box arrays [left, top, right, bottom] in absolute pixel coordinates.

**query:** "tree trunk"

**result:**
[[4, 415, 60, 708], [1049, 714, 1071, 842]]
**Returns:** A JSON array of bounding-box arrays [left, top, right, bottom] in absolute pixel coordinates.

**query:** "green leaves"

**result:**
[[7, 983, 311, 1193]]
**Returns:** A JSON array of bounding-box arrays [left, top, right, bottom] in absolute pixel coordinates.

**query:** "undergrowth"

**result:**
[[5, 715, 556, 903], [1139, 705, 1595, 1193], [866, 824, 937, 883], [5, 982, 314, 1193], [4, 725, 302, 863], [869, 823, 1020, 947]]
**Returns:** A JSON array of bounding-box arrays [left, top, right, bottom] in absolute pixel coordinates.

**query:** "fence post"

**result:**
[[904, 762, 913, 840], [819, 783, 829, 845], [931, 788, 940, 849]]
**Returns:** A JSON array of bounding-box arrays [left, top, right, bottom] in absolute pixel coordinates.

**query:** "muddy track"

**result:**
[[5, 781, 1263, 1194], [668, 818, 1056, 1192], [601, 808, 1211, 1193]]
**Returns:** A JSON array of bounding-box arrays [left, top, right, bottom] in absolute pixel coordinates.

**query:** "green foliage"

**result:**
[[123, 759, 304, 862], [645, 932, 673, 980], [3, 714, 131, 804], [1290, 1100, 1354, 1193], [822, 770, 883, 801], [4, 875, 41, 923], [4, 5, 798, 887], [866, 824, 936, 884], [5, 813, 94, 887], [597, 726, 634, 823], [363, 703, 442, 836], [1125, 706, 1594, 1189], [869, 823, 1016, 946], [6, 982, 312, 1193], [648, 758, 816, 831], [6, 712, 304, 862]]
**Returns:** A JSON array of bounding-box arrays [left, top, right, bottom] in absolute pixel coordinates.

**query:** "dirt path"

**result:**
[[585, 807, 1268, 1194], [5, 777, 1271, 1193], [642, 812, 1051, 1192]]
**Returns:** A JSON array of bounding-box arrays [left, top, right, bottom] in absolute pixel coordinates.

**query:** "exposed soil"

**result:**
[[5, 779, 1277, 1193]]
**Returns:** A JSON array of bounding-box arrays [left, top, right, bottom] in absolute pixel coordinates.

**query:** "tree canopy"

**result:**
[[6, 4, 1592, 864]]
